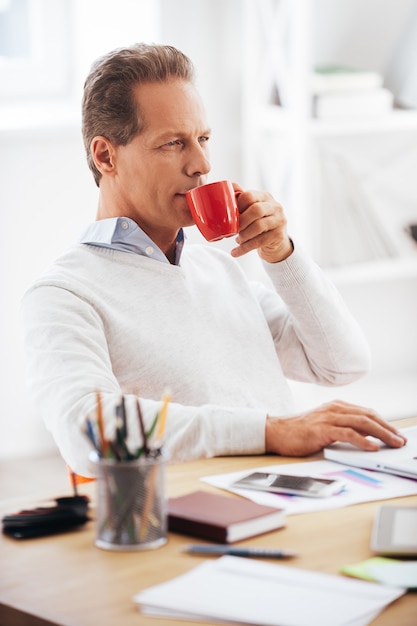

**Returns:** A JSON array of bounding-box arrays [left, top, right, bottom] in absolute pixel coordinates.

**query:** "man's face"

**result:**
[[110, 79, 211, 244]]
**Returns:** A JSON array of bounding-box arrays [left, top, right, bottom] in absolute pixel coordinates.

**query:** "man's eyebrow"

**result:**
[[156, 128, 212, 141]]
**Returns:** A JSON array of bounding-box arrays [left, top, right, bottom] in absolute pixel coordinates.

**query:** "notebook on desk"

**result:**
[[324, 426, 417, 480]]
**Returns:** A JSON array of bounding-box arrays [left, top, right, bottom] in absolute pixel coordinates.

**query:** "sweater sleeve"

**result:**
[[256, 244, 371, 385], [21, 284, 267, 477]]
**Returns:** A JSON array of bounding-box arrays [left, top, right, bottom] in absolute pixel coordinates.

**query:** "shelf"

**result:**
[[242, 0, 417, 414], [324, 256, 417, 286], [243, 0, 417, 270], [310, 109, 417, 136], [256, 105, 417, 136]]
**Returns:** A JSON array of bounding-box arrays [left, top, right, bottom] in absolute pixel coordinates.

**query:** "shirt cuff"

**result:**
[[262, 242, 315, 290], [209, 407, 267, 457]]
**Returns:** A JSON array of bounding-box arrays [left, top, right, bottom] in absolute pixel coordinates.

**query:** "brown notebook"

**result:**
[[167, 490, 285, 543]]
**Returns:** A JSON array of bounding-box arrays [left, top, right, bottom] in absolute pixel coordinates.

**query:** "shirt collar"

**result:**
[[78, 217, 185, 265]]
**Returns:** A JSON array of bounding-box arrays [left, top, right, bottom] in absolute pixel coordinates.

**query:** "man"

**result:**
[[21, 43, 405, 477]]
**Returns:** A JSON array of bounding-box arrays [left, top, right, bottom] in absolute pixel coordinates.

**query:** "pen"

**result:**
[[136, 398, 149, 456], [183, 544, 298, 559]]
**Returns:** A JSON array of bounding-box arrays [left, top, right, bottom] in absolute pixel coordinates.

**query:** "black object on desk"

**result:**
[[407, 223, 417, 243], [2, 495, 90, 539]]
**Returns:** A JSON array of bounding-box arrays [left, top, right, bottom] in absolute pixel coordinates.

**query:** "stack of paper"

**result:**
[[311, 65, 393, 119], [311, 66, 384, 93], [134, 555, 404, 626]]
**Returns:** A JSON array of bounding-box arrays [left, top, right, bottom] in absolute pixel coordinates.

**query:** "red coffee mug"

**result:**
[[186, 180, 240, 242]]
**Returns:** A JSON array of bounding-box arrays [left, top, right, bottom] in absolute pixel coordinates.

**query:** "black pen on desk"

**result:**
[[116, 395, 127, 439], [183, 545, 298, 559], [136, 398, 149, 456]]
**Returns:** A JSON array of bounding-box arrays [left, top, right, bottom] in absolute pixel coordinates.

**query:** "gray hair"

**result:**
[[82, 43, 195, 186]]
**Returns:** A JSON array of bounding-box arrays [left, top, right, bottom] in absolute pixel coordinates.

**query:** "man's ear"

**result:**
[[90, 136, 116, 176]]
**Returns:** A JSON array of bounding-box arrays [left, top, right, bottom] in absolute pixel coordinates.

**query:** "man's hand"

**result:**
[[231, 188, 293, 263], [265, 400, 407, 456]]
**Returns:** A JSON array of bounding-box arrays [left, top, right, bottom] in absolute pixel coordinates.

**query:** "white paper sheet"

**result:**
[[201, 460, 417, 515], [134, 555, 405, 626]]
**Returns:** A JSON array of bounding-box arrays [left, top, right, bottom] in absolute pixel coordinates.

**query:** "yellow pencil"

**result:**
[[96, 390, 108, 457], [155, 391, 171, 442]]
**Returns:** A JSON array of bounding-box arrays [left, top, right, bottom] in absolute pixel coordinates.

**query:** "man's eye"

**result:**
[[165, 139, 182, 147], [199, 136, 210, 144]]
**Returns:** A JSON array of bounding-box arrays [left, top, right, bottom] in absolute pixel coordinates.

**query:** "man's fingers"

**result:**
[[327, 426, 381, 451], [324, 412, 407, 449]]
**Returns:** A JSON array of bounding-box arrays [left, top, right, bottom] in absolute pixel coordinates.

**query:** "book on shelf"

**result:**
[[167, 490, 285, 543], [311, 65, 384, 93], [313, 88, 394, 119]]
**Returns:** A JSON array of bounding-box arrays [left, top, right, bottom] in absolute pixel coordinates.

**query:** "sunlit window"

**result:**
[[0, 0, 161, 105], [0, 0, 72, 100], [0, 0, 30, 59]]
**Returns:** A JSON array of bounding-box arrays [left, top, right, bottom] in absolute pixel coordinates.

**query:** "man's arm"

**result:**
[[21, 283, 268, 476], [259, 244, 371, 385], [234, 187, 370, 385], [232, 188, 407, 454]]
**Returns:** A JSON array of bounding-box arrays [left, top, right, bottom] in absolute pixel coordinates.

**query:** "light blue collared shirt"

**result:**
[[79, 217, 185, 265]]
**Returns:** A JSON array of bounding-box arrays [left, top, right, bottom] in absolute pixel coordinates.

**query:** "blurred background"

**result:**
[[1, 0, 416, 460]]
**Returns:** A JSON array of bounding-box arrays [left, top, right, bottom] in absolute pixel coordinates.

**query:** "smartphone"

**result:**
[[231, 471, 345, 498]]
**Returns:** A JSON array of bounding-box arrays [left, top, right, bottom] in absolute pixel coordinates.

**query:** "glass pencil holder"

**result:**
[[91, 451, 168, 551]]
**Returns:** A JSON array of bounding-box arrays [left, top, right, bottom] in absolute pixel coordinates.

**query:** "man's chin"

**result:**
[[174, 194, 194, 224], [182, 215, 196, 229]]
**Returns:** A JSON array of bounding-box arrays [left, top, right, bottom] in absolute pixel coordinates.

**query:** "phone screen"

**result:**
[[232, 472, 345, 497]]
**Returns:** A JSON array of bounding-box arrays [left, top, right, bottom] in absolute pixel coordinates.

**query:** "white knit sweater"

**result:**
[[21, 242, 370, 476]]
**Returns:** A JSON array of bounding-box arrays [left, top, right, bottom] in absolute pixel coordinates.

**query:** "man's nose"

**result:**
[[185, 144, 211, 177]]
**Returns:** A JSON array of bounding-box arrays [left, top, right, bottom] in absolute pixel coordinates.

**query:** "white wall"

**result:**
[[0, 0, 416, 461], [0, 125, 98, 458], [159, 0, 243, 183], [314, 0, 416, 73]]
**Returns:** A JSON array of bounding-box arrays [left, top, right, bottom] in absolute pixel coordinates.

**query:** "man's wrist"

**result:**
[[259, 238, 294, 264], [265, 414, 281, 454]]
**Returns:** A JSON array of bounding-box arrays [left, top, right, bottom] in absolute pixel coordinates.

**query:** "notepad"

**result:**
[[341, 557, 417, 589], [167, 490, 285, 543]]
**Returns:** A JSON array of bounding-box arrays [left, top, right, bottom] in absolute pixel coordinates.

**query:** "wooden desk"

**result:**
[[1, 418, 416, 626]]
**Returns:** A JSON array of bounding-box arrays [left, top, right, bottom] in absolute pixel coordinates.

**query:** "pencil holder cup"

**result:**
[[92, 452, 168, 551]]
